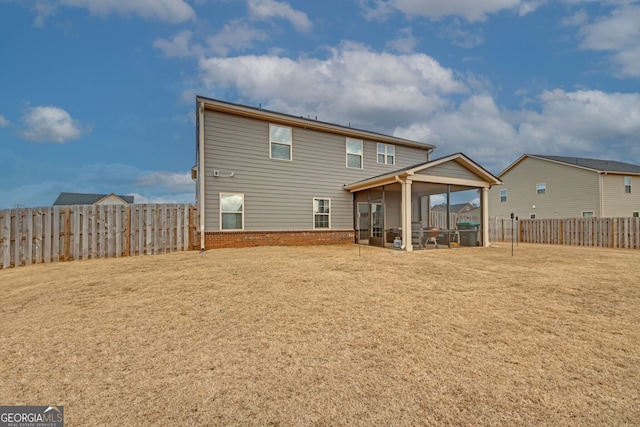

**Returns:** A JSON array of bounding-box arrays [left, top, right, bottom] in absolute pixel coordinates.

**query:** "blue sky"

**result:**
[[1, 0, 639, 209]]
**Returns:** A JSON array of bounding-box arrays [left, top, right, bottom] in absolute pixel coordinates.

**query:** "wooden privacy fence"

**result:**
[[0, 204, 199, 269], [519, 217, 640, 249]]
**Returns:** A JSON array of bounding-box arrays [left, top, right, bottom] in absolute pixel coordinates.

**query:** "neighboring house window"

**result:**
[[530, 214, 536, 219], [270, 124, 292, 160], [500, 189, 507, 203], [377, 143, 395, 165], [536, 183, 546, 195], [313, 198, 330, 229], [624, 176, 632, 193], [633, 212, 639, 218], [582, 211, 594, 218], [220, 193, 244, 230], [346, 138, 363, 169]]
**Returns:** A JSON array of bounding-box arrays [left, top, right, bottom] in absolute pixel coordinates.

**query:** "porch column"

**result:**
[[404, 179, 413, 252], [481, 187, 489, 247]]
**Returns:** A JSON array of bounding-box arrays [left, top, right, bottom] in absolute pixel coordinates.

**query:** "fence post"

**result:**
[[125, 205, 131, 257], [63, 208, 70, 261], [1, 210, 10, 268]]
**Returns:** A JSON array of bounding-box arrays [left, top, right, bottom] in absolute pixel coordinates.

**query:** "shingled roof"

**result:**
[[533, 155, 640, 174], [53, 192, 134, 206]]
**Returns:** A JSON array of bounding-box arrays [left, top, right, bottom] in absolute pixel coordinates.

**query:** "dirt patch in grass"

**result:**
[[1, 244, 639, 425]]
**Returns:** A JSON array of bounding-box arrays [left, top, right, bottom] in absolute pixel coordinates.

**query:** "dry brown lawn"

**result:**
[[1, 243, 639, 426]]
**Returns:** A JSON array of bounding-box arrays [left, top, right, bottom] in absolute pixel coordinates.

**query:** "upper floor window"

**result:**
[[377, 143, 395, 165], [270, 124, 292, 161], [346, 138, 363, 169], [313, 198, 330, 229], [500, 189, 507, 203], [220, 193, 244, 230], [536, 183, 546, 195], [624, 176, 632, 193]]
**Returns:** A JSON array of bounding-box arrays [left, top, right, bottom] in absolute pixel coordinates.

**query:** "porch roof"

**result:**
[[343, 152, 502, 192]]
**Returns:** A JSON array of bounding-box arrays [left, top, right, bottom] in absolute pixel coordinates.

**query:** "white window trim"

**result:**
[[220, 193, 244, 231], [313, 197, 331, 230], [536, 183, 546, 195], [500, 189, 507, 203], [269, 124, 292, 161], [377, 143, 395, 165], [346, 138, 363, 169], [582, 211, 595, 218]]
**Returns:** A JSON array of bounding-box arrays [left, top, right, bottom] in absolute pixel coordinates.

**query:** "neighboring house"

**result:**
[[195, 96, 501, 251], [432, 203, 477, 215], [53, 192, 134, 206], [489, 154, 640, 219]]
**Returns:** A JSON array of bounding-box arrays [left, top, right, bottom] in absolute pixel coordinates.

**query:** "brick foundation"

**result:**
[[200, 229, 355, 249]]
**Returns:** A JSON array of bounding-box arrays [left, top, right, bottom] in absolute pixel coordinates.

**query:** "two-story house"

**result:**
[[489, 154, 640, 219], [194, 97, 501, 251]]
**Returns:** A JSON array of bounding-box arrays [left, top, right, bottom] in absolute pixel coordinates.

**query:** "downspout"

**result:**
[[446, 185, 451, 248], [394, 175, 406, 250], [599, 172, 605, 217], [198, 101, 206, 251]]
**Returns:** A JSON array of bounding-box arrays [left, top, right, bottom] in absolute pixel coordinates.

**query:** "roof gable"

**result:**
[[344, 153, 501, 191]]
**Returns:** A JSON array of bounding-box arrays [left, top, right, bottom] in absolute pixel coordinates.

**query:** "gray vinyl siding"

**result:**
[[489, 157, 600, 219], [417, 161, 480, 180], [601, 174, 640, 217], [203, 110, 430, 231]]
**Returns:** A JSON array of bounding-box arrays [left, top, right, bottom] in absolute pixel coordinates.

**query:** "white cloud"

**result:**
[[127, 192, 195, 204], [386, 27, 419, 53], [20, 106, 89, 143], [32, 1, 57, 27], [0, 115, 10, 127], [198, 42, 467, 130], [154, 30, 196, 58], [362, 0, 527, 22], [576, 4, 640, 77], [519, 89, 640, 150], [561, 9, 589, 26], [439, 21, 485, 48], [77, 164, 195, 203], [30, 0, 196, 24], [394, 94, 521, 170], [247, 0, 312, 32], [395, 88, 640, 173], [207, 20, 269, 56], [155, 22, 269, 58], [0, 180, 67, 209], [136, 171, 194, 192], [517, 0, 545, 16], [0, 164, 196, 208]]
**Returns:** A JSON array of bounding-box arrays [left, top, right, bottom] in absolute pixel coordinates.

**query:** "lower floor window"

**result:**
[[582, 211, 594, 218], [220, 193, 244, 230], [313, 198, 330, 229]]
